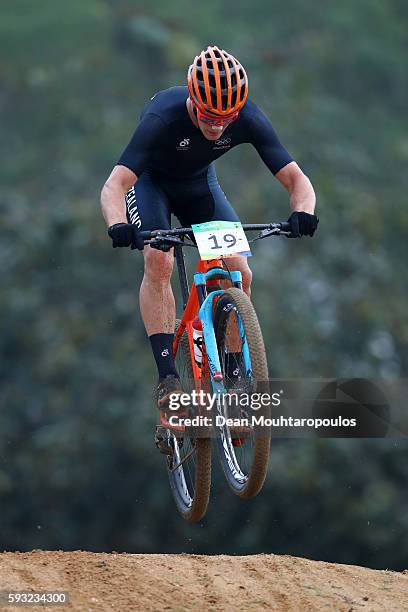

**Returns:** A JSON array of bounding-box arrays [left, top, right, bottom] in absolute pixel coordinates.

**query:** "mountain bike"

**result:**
[[142, 222, 291, 522]]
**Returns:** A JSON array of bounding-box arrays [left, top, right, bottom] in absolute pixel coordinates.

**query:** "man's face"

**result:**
[[193, 104, 239, 140], [198, 118, 228, 141]]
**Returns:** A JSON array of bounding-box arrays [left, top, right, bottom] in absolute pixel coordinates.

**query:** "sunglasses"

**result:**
[[195, 105, 239, 126]]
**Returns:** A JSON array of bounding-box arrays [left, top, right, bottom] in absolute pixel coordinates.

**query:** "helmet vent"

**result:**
[[210, 89, 217, 109]]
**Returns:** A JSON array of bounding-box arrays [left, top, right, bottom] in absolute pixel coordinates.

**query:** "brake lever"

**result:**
[[147, 235, 195, 251], [250, 227, 292, 242]]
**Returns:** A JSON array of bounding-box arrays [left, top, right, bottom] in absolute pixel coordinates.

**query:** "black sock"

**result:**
[[149, 333, 179, 379]]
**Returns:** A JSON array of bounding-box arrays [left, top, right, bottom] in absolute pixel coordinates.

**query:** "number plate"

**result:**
[[191, 220, 251, 260]]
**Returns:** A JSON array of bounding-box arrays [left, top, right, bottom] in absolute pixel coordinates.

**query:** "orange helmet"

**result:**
[[187, 45, 248, 117]]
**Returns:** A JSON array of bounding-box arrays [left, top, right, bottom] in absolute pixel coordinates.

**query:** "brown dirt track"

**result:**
[[0, 551, 407, 611]]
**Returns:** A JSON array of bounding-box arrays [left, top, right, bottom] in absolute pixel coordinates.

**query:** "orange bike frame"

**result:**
[[173, 257, 224, 388]]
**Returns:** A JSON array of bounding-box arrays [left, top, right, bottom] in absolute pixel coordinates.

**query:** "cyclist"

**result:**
[[100, 45, 318, 418]]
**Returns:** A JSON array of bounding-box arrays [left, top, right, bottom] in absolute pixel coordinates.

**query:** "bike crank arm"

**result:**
[[169, 445, 197, 473]]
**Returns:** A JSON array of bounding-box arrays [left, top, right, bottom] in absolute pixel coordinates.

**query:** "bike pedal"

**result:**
[[155, 437, 173, 456], [154, 427, 174, 456]]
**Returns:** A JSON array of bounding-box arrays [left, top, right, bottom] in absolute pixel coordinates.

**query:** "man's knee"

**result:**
[[235, 259, 252, 291], [227, 257, 252, 294], [241, 263, 252, 292], [143, 246, 173, 283]]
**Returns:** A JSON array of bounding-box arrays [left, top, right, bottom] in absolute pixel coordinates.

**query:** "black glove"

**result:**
[[287, 211, 319, 237], [107, 223, 144, 250]]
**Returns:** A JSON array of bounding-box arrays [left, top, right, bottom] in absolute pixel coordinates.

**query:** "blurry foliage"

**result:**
[[0, 0, 407, 569]]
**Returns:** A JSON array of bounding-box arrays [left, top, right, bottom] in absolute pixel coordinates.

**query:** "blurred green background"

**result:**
[[1, 0, 407, 569]]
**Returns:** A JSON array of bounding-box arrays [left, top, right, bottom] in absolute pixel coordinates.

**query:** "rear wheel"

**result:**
[[213, 288, 270, 498], [163, 321, 211, 522]]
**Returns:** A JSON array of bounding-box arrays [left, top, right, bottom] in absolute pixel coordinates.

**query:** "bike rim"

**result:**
[[164, 322, 211, 520], [215, 302, 257, 490]]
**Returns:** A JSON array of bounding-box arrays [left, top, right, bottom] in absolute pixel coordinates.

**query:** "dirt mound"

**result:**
[[0, 551, 406, 611]]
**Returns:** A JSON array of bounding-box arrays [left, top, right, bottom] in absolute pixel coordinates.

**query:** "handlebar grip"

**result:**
[[278, 221, 291, 232]]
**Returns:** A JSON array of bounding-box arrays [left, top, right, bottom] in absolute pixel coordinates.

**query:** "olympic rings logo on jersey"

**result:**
[[215, 137, 231, 146], [213, 137, 232, 150]]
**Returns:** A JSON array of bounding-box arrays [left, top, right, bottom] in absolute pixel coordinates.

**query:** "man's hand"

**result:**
[[108, 223, 144, 250], [275, 163, 317, 236], [287, 211, 319, 237]]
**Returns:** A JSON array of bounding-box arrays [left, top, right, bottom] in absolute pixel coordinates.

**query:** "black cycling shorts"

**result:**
[[125, 165, 240, 231]]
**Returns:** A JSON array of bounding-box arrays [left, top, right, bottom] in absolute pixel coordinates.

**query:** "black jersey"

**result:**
[[118, 86, 293, 180]]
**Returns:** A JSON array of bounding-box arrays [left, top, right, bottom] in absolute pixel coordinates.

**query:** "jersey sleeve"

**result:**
[[117, 113, 165, 177], [244, 102, 293, 175]]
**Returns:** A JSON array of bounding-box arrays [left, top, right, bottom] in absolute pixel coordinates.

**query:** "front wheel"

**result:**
[[213, 288, 271, 498]]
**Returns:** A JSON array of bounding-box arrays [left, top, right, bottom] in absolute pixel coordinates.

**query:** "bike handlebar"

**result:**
[[139, 222, 291, 246]]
